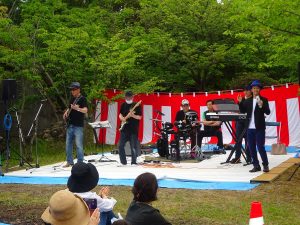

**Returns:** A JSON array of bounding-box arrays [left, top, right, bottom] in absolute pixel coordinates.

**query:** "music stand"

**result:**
[[88, 121, 116, 162]]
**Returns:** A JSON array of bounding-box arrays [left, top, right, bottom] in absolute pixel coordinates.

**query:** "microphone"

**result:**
[[154, 109, 165, 116], [256, 96, 262, 108]]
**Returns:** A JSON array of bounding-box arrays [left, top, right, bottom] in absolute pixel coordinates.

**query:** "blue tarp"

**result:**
[[0, 176, 259, 191]]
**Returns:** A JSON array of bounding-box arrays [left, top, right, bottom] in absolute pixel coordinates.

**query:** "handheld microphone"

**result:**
[[256, 96, 262, 108]]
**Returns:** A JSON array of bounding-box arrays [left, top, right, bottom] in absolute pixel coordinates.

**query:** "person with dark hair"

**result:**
[[230, 85, 252, 164], [118, 91, 142, 166], [238, 80, 270, 172], [197, 100, 224, 152], [112, 220, 129, 225], [67, 162, 118, 225], [63, 82, 88, 167], [125, 172, 172, 225]]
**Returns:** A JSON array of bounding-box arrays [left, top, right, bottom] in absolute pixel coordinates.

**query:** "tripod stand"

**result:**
[[0, 136, 4, 176], [191, 123, 210, 161]]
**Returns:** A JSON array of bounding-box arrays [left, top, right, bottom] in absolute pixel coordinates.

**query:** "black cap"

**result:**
[[125, 90, 133, 97], [69, 82, 80, 89]]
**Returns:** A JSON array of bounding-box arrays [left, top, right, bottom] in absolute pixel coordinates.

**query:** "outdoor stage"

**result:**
[[0, 150, 296, 191]]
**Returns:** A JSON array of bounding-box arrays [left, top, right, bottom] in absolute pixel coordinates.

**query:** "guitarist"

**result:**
[[63, 82, 88, 167], [118, 91, 142, 166]]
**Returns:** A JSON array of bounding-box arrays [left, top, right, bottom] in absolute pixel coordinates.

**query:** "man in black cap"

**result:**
[[63, 82, 88, 167], [118, 91, 142, 166], [230, 85, 252, 164], [238, 80, 270, 172]]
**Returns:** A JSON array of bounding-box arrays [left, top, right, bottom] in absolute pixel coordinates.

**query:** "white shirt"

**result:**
[[74, 191, 117, 212], [249, 98, 257, 129]]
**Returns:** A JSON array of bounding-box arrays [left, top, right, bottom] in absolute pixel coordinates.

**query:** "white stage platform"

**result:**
[[5, 152, 293, 183]]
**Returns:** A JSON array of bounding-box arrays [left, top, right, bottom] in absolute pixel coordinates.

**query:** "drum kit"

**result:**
[[153, 111, 207, 161]]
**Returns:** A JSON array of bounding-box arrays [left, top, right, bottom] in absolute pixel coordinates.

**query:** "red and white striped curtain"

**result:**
[[94, 84, 300, 147]]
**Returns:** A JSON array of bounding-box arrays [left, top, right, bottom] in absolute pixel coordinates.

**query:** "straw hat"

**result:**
[[41, 190, 90, 225]]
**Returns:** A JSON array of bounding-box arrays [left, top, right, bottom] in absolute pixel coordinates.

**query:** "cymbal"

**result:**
[[150, 118, 163, 122]]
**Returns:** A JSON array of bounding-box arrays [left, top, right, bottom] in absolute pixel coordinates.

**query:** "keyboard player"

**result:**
[[197, 100, 224, 152]]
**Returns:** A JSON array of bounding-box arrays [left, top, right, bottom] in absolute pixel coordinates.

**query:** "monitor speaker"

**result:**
[[2, 79, 17, 101]]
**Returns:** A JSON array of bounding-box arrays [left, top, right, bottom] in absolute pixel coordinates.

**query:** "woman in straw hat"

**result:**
[[41, 189, 100, 225]]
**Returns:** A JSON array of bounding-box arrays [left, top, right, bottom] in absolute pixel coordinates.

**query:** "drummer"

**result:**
[[174, 99, 201, 159]]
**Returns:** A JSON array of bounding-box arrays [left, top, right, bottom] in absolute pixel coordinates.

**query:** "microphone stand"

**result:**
[[27, 100, 46, 172], [15, 110, 25, 166]]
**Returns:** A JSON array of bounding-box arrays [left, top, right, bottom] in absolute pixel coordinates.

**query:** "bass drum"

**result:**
[[156, 138, 169, 157]]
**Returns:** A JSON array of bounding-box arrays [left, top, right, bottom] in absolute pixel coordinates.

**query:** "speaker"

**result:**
[[125, 141, 141, 156], [2, 79, 17, 101]]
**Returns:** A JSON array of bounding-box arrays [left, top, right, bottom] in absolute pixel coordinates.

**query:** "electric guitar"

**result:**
[[64, 95, 83, 128], [119, 100, 142, 131]]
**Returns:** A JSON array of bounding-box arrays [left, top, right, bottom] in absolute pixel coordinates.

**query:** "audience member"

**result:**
[[68, 162, 118, 225], [112, 220, 129, 225], [41, 189, 100, 225], [125, 172, 172, 225]]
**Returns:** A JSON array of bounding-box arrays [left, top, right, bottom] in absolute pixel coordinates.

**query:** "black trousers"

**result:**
[[197, 129, 224, 149], [234, 121, 251, 161]]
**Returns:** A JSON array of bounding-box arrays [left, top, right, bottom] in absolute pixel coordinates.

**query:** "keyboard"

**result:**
[[206, 112, 247, 121]]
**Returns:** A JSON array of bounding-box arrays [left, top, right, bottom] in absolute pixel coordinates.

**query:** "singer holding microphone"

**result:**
[[238, 80, 270, 173]]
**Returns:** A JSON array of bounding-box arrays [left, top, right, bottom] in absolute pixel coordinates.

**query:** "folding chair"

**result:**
[[265, 121, 281, 141]]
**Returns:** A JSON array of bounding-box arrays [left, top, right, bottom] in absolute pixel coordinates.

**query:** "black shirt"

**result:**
[[120, 102, 142, 134], [125, 201, 172, 225], [68, 95, 87, 127]]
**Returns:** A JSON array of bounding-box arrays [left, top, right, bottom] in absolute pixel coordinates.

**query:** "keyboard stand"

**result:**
[[220, 121, 249, 164]]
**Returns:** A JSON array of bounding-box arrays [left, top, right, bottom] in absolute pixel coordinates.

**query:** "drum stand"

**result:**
[[191, 124, 210, 161]]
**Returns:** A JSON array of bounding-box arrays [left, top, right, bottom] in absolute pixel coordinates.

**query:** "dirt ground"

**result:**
[[0, 165, 300, 225]]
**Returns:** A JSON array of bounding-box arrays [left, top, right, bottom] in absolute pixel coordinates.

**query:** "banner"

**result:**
[[94, 84, 300, 147]]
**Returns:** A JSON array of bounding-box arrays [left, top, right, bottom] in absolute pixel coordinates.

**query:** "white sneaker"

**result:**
[[117, 163, 127, 167], [131, 163, 138, 167], [110, 213, 123, 223]]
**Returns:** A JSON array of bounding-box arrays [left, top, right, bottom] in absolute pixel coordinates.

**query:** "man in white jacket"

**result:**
[[68, 162, 117, 225]]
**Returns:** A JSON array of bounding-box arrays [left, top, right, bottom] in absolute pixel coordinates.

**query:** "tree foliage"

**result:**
[[0, 0, 299, 115]]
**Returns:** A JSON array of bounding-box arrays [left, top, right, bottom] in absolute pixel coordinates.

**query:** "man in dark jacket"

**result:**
[[238, 80, 270, 172], [230, 85, 252, 164]]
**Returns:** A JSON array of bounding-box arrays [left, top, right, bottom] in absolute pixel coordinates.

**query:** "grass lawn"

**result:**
[[0, 139, 299, 225]]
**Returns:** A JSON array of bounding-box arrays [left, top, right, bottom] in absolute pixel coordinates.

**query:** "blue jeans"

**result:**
[[247, 129, 268, 167], [100, 211, 116, 225], [118, 132, 138, 165], [66, 125, 84, 164]]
